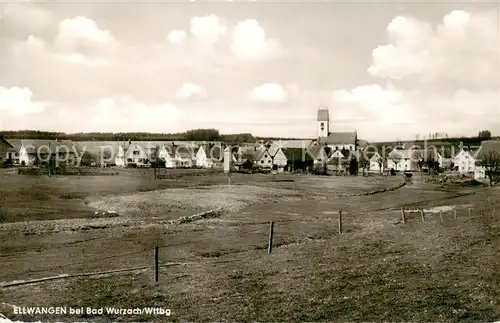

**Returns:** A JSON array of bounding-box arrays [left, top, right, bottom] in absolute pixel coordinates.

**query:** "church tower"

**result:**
[[317, 107, 329, 139]]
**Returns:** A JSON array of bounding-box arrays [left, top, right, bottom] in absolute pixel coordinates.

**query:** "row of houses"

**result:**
[[1, 136, 499, 180], [365, 141, 500, 180]]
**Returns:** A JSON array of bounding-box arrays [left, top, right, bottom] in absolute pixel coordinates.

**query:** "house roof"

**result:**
[[308, 144, 331, 160], [0, 137, 14, 149], [317, 109, 329, 121], [241, 151, 258, 161], [388, 149, 420, 160], [320, 132, 357, 145], [364, 150, 380, 160], [417, 149, 441, 160], [6, 139, 77, 154], [282, 148, 314, 162], [330, 149, 351, 159], [268, 140, 313, 151], [178, 151, 193, 159], [254, 149, 270, 161], [475, 140, 500, 160]]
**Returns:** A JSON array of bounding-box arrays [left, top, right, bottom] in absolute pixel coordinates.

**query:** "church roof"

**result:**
[[317, 109, 329, 121], [320, 132, 357, 145]]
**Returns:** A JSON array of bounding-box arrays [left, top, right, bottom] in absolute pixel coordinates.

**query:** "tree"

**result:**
[[480, 151, 500, 186], [417, 158, 425, 173], [349, 156, 358, 175], [478, 130, 492, 140], [392, 155, 401, 171], [80, 151, 94, 167], [151, 145, 164, 179], [376, 156, 384, 174], [313, 161, 327, 175], [425, 158, 440, 174], [358, 153, 369, 176]]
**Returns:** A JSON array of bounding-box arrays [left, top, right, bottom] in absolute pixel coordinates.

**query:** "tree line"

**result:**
[[0, 129, 307, 143]]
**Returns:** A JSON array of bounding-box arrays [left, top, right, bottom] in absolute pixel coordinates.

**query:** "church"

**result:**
[[316, 107, 359, 151]]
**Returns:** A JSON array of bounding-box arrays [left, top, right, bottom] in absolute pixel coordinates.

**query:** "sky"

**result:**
[[0, 0, 499, 142]]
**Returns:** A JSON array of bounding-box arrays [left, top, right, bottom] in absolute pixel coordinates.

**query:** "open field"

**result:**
[[1, 169, 499, 322]]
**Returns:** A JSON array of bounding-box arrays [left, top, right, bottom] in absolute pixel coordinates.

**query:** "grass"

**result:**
[[0, 171, 499, 322]]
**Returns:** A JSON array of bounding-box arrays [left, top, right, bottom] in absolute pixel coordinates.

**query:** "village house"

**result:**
[[115, 144, 126, 167], [178, 147, 195, 168], [255, 148, 274, 169], [387, 148, 420, 172], [195, 144, 223, 168], [0, 137, 14, 164], [327, 149, 351, 173], [368, 151, 384, 173], [5, 139, 79, 166], [454, 148, 476, 174], [473, 140, 500, 181], [124, 143, 151, 167], [158, 145, 179, 168], [268, 146, 288, 172]]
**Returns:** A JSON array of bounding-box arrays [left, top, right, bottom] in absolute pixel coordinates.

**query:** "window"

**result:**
[[264, 154, 268, 158], [127, 158, 133, 162], [261, 160, 264, 164], [133, 151, 140, 155], [268, 160, 271, 163]]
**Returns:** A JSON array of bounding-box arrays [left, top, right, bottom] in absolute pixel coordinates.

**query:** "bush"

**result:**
[[312, 162, 327, 175]]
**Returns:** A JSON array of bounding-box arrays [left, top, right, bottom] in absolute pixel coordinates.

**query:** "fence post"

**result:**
[[468, 208, 471, 219], [401, 207, 406, 224], [338, 210, 343, 234], [420, 209, 425, 222], [453, 209, 457, 221], [440, 210, 444, 223], [154, 246, 159, 282], [267, 222, 274, 254]]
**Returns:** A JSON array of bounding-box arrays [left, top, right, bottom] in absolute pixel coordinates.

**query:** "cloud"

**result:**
[[177, 83, 208, 100], [333, 83, 423, 124], [55, 16, 115, 51], [231, 19, 283, 60], [332, 83, 499, 140], [1, 1, 54, 34], [0, 87, 46, 118], [368, 10, 499, 87], [190, 14, 227, 44], [17, 16, 117, 68], [166, 29, 188, 43], [250, 83, 288, 104], [21, 35, 111, 67]]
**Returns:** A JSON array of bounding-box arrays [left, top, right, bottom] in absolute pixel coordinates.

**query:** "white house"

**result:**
[[387, 149, 419, 171], [195, 145, 209, 168], [473, 140, 500, 181], [369, 152, 384, 173], [255, 148, 273, 168], [115, 145, 126, 167], [124, 143, 150, 167], [178, 150, 193, 168], [454, 149, 475, 174], [271, 147, 287, 172]]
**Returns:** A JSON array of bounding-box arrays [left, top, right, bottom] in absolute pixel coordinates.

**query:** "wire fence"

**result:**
[[1, 200, 498, 288]]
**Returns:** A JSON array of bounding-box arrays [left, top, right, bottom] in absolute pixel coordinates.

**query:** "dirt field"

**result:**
[[1, 169, 499, 322]]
